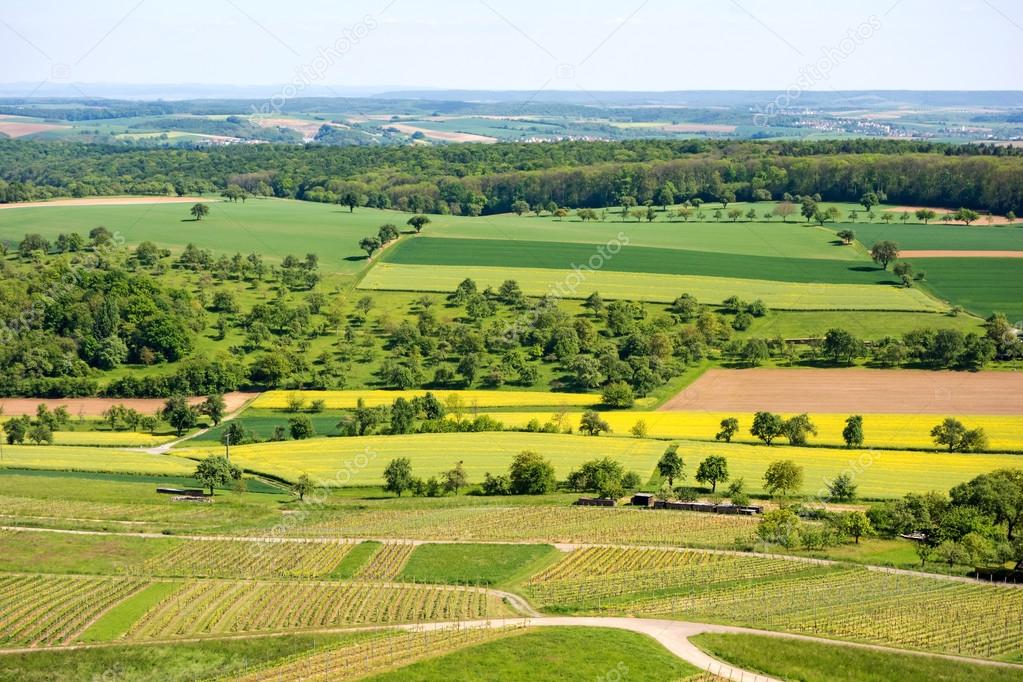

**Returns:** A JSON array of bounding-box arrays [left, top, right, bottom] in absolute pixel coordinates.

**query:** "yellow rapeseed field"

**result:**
[[0, 446, 194, 476], [176, 431, 1022, 498], [51, 431, 175, 447], [481, 411, 1023, 452], [251, 390, 610, 410]]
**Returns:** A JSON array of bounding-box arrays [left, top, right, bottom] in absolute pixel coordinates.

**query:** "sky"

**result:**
[[1, 0, 1022, 96]]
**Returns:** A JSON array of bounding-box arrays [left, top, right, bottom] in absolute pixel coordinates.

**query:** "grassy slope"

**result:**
[[690, 633, 1023, 682], [737, 309, 983, 340], [383, 237, 893, 284], [399, 543, 561, 587], [366, 627, 697, 681]]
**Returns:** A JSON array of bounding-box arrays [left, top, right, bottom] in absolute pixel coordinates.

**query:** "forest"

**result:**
[[1, 138, 1021, 214]]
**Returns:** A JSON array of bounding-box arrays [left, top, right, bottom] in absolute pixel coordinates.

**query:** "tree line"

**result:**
[[1, 137, 1021, 214]]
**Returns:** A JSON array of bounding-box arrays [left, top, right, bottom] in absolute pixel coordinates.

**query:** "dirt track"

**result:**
[[660, 369, 1023, 415], [0, 392, 257, 417], [901, 250, 1023, 258]]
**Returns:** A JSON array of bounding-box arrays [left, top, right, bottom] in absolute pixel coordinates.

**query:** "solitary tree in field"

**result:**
[[837, 229, 855, 245], [915, 208, 937, 224], [842, 415, 864, 448], [359, 236, 382, 259], [763, 460, 804, 498], [870, 240, 899, 270], [194, 455, 241, 496], [696, 455, 729, 492], [199, 394, 227, 426], [750, 411, 785, 445], [162, 395, 198, 436], [407, 215, 431, 233], [511, 200, 530, 216], [800, 197, 818, 222], [773, 201, 796, 222], [442, 461, 468, 495], [781, 413, 817, 446], [841, 511, 874, 543], [190, 203, 209, 221], [859, 192, 880, 212], [340, 191, 359, 212], [579, 410, 611, 436], [293, 474, 316, 501], [954, 208, 980, 226], [657, 444, 685, 488], [827, 473, 858, 502], [931, 418, 988, 452], [383, 457, 414, 497], [715, 417, 739, 443]]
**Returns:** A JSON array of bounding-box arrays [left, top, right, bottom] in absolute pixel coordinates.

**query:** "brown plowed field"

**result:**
[[659, 369, 1023, 415], [0, 392, 258, 417], [0, 196, 215, 210]]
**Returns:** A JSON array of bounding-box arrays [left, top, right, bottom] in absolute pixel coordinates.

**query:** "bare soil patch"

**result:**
[[0, 118, 70, 137], [0, 392, 257, 417], [660, 369, 1023, 415], [0, 196, 215, 210], [254, 117, 324, 139], [388, 123, 497, 144], [901, 250, 1023, 258]]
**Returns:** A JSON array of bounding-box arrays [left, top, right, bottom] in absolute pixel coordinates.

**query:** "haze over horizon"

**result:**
[[2, 0, 1022, 99]]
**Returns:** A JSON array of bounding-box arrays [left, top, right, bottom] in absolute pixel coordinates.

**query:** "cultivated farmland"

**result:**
[[125, 580, 507, 639], [660, 368, 1023, 415], [359, 263, 946, 310], [250, 389, 601, 410]]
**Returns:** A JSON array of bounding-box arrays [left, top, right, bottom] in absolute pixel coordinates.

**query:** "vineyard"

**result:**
[[126, 579, 508, 639], [142, 539, 357, 579], [221, 625, 524, 682], [302, 506, 757, 547], [353, 542, 417, 581], [0, 574, 146, 646], [529, 548, 1023, 659], [525, 547, 819, 607]]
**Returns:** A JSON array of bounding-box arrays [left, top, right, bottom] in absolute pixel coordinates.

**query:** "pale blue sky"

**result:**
[[2, 0, 1021, 93]]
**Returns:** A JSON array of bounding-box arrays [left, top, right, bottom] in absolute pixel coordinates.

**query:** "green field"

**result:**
[[737, 309, 984, 340], [383, 236, 892, 284], [429, 207, 863, 260], [360, 262, 948, 310], [852, 222, 1023, 251], [0, 198, 377, 278], [367, 627, 698, 681], [913, 258, 1023, 320], [399, 543, 561, 587], [691, 633, 1023, 682]]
